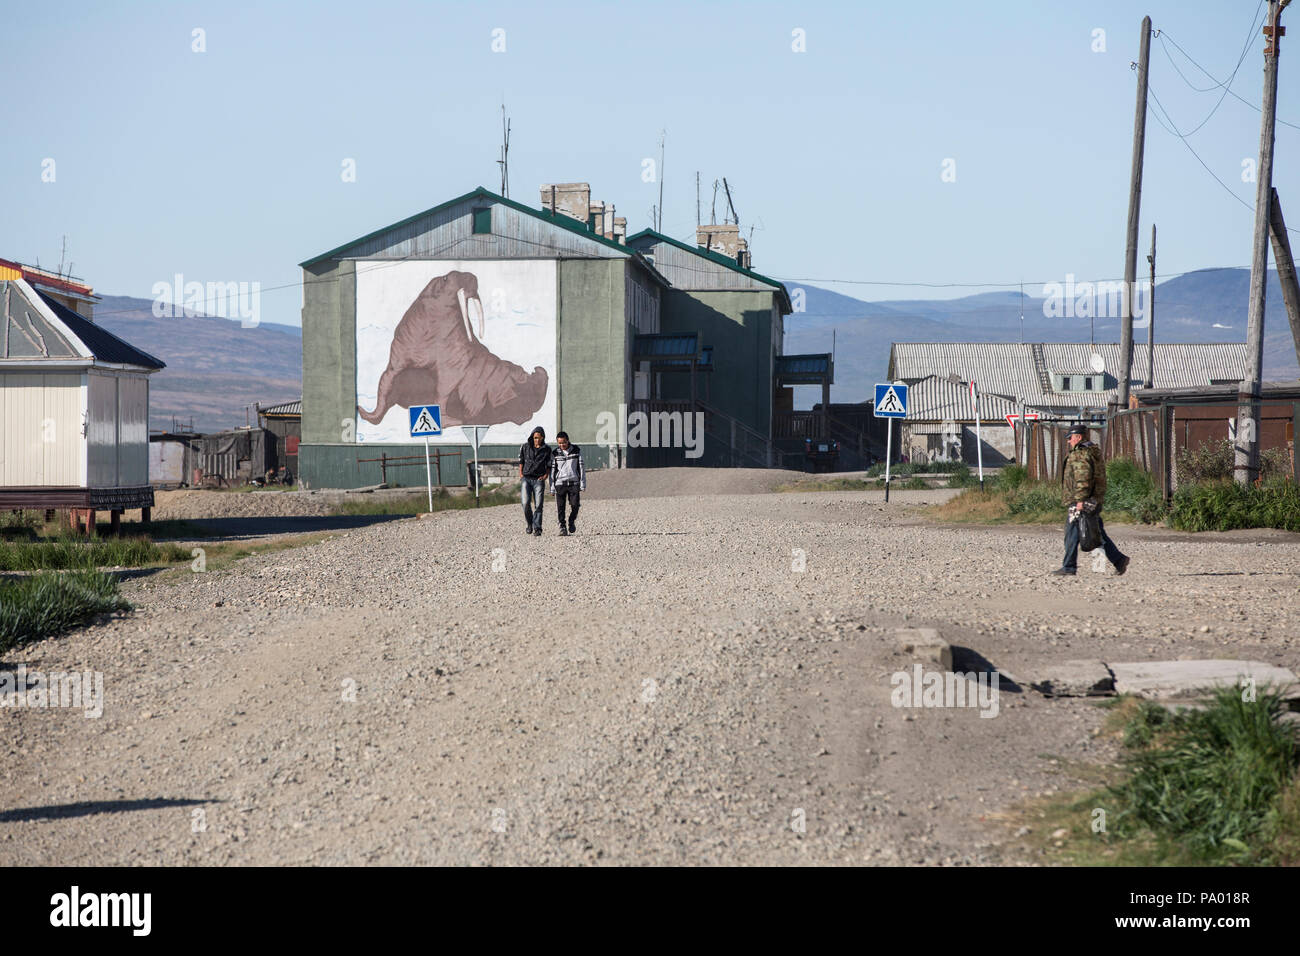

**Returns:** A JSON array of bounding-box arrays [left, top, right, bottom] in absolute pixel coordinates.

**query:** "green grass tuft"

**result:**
[[0, 570, 130, 651]]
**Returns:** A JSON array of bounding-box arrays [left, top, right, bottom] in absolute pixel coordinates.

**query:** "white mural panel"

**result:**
[[355, 260, 556, 444]]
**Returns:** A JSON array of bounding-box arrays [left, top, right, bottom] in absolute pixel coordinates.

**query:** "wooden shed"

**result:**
[[1, 277, 165, 533]]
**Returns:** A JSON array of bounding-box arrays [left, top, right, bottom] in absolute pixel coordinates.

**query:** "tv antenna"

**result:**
[[497, 102, 511, 198]]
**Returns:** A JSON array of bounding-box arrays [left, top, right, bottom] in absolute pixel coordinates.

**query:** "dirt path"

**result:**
[[3, 482, 1296, 865]]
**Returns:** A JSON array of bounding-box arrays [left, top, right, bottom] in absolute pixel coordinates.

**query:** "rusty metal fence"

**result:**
[[1017, 400, 1298, 497]]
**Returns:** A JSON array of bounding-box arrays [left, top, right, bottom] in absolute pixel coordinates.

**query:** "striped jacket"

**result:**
[[549, 445, 586, 490]]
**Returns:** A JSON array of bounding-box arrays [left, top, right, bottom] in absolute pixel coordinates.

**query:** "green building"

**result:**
[[297, 184, 809, 488]]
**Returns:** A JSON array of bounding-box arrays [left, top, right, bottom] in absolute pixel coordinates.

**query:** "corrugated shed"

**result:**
[[890, 342, 1248, 410], [905, 375, 1019, 422], [259, 399, 302, 417]]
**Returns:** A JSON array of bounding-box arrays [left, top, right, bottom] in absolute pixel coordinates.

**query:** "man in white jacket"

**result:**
[[549, 431, 587, 536]]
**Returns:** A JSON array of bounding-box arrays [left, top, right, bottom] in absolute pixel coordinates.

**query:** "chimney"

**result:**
[[539, 182, 591, 222], [696, 224, 749, 266], [613, 217, 627, 245]]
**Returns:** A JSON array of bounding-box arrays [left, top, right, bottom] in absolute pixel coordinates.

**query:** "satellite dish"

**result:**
[[1089, 352, 1106, 374]]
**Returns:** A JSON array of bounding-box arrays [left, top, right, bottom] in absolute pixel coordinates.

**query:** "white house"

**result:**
[[1, 277, 164, 533]]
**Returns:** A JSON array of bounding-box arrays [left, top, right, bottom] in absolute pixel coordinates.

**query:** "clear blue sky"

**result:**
[[3, 0, 1295, 327]]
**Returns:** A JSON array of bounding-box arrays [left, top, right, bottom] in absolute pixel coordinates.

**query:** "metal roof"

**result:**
[[1, 280, 163, 370], [259, 399, 302, 416], [632, 333, 699, 358], [888, 342, 1248, 410], [38, 291, 166, 369], [300, 187, 670, 288], [903, 374, 1019, 422], [775, 353, 834, 384], [625, 229, 791, 307]]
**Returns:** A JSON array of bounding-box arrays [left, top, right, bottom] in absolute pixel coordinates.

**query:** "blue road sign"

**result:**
[[409, 404, 442, 437], [873, 383, 908, 418]]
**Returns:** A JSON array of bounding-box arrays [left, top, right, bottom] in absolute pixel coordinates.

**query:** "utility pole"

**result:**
[[1145, 224, 1156, 388], [1267, 188, 1300, 368], [1237, 0, 1289, 485], [1119, 15, 1152, 410]]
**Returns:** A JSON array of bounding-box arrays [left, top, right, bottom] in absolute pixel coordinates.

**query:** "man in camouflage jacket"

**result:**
[[1051, 424, 1130, 576]]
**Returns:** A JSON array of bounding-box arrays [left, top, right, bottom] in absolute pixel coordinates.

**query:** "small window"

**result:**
[[1060, 375, 1072, 391], [472, 207, 492, 234], [1084, 376, 1093, 391]]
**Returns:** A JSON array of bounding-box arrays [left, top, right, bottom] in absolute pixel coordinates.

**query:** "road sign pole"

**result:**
[[424, 436, 433, 512], [884, 419, 892, 502], [473, 442, 481, 506]]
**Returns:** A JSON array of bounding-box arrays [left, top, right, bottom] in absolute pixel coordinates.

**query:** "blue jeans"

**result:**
[[1062, 511, 1126, 572], [522, 477, 546, 530]]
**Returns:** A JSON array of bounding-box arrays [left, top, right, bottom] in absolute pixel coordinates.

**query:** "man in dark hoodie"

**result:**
[[518, 426, 551, 536]]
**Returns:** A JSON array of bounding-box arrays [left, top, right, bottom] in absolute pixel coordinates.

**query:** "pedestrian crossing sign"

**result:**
[[409, 404, 442, 437], [874, 383, 908, 418]]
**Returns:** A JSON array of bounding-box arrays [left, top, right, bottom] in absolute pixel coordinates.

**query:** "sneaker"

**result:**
[[524, 524, 533, 535], [533, 527, 542, 536], [559, 526, 568, 536], [1050, 567, 1076, 576], [1114, 555, 1130, 576], [568, 522, 576, 534]]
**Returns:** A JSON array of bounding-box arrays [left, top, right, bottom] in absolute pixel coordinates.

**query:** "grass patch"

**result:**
[[330, 485, 517, 516], [0, 535, 190, 572], [1002, 690, 1300, 866], [0, 570, 130, 651], [163, 532, 340, 576], [865, 460, 968, 478]]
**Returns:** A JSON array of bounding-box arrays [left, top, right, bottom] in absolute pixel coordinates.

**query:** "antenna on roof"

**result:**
[[696, 171, 701, 228], [57, 236, 67, 277], [711, 180, 719, 225], [657, 129, 666, 232], [497, 102, 511, 198], [723, 178, 739, 228]]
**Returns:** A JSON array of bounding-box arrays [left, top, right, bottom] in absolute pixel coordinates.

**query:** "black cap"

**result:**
[[1068, 425, 1089, 437]]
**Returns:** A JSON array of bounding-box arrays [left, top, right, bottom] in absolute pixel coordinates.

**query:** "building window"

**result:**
[[1060, 375, 1072, 391], [472, 207, 492, 234], [1084, 376, 1093, 391]]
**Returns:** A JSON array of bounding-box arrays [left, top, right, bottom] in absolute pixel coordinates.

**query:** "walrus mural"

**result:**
[[356, 268, 549, 430]]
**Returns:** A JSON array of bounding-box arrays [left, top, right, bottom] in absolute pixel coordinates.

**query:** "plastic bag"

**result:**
[[1079, 510, 1102, 552]]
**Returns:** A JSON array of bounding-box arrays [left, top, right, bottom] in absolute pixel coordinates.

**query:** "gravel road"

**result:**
[[3, 469, 1298, 865]]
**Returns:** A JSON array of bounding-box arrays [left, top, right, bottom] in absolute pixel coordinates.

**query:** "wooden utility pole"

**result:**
[[1145, 224, 1156, 388], [1237, 0, 1289, 485], [1267, 187, 1300, 368], [1119, 15, 1152, 409]]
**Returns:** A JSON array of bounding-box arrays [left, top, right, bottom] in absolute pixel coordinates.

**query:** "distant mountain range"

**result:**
[[784, 268, 1300, 403], [95, 267, 1300, 431], [94, 295, 301, 432]]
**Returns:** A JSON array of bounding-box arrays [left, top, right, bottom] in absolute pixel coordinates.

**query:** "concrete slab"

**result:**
[[1109, 660, 1300, 701], [1028, 660, 1115, 697], [895, 628, 952, 671]]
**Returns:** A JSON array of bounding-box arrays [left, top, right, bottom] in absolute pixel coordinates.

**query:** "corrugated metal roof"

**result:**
[[626, 229, 789, 296], [632, 333, 699, 358], [904, 374, 1019, 422], [37, 291, 166, 369], [259, 399, 302, 416], [775, 354, 831, 376], [889, 342, 1248, 410]]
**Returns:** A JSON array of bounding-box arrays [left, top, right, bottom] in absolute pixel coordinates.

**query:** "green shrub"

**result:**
[[900, 476, 929, 490], [1167, 478, 1300, 532], [945, 463, 976, 488], [1177, 439, 1292, 485], [996, 464, 1029, 491], [1006, 481, 1060, 517], [0, 570, 130, 651], [1109, 687, 1299, 863], [1106, 458, 1166, 523]]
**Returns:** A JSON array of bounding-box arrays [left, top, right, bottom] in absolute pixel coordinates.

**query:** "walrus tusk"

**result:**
[[469, 295, 485, 339], [456, 288, 471, 341]]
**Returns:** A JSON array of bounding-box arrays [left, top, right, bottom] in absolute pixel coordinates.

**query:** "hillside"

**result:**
[[94, 295, 301, 432], [785, 269, 1300, 403]]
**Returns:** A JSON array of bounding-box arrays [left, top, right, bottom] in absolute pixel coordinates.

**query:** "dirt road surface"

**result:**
[[3, 469, 1298, 865]]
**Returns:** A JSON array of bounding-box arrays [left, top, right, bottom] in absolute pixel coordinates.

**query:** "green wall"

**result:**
[[660, 288, 776, 436], [557, 257, 627, 444], [301, 260, 356, 444]]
